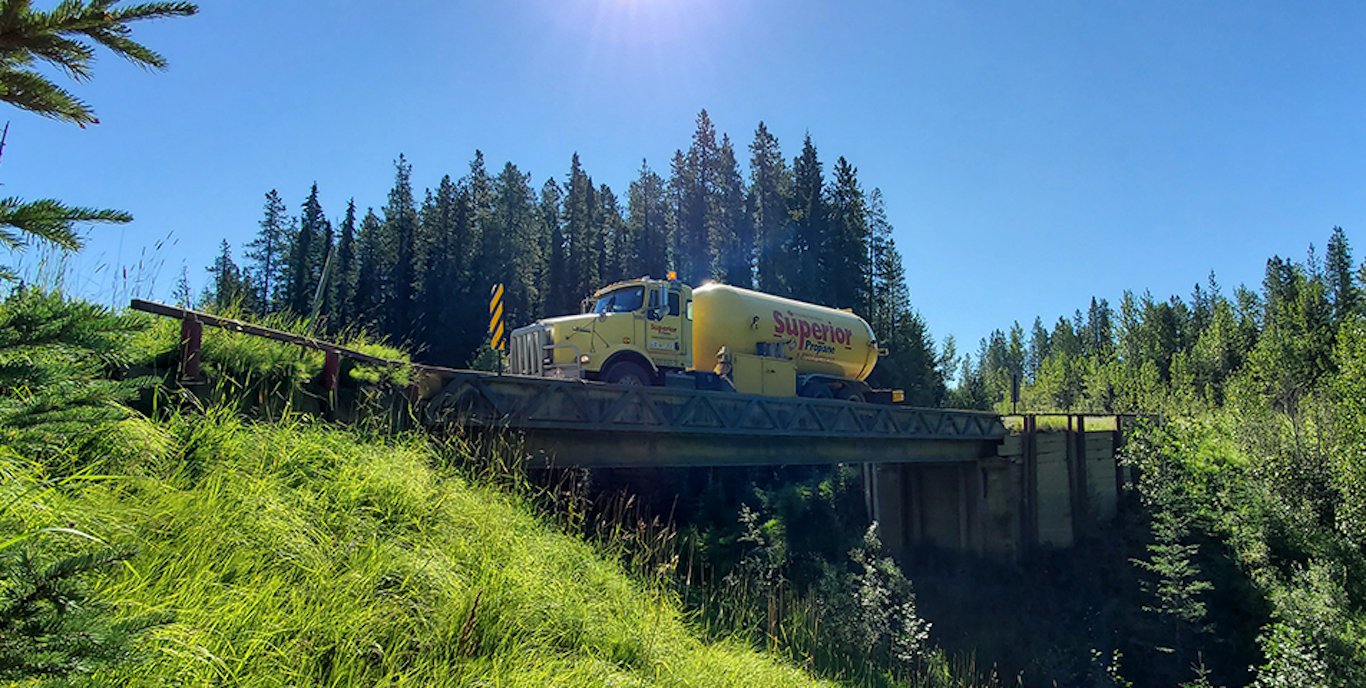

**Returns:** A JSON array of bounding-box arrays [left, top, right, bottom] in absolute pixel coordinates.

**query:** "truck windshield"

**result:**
[[593, 287, 644, 314]]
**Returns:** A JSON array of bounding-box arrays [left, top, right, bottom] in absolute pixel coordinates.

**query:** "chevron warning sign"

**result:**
[[488, 283, 506, 351]]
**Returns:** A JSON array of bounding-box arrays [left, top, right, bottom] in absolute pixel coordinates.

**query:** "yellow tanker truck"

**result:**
[[508, 275, 900, 403]]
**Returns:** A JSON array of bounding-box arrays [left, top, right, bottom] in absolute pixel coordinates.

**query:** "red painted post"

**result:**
[[179, 317, 203, 382], [323, 350, 340, 392]]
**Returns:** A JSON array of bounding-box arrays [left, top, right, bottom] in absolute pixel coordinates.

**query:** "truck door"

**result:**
[[646, 286, 685, 368]]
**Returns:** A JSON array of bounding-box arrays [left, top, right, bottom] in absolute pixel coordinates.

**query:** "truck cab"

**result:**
[[509, 276, 693, 385]]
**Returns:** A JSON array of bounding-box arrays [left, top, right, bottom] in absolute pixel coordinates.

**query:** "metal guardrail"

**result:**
[[424, 371, 1007, 441]]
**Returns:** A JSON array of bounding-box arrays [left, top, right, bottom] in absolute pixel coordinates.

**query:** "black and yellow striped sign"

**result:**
[[488, 283, 506, 351]]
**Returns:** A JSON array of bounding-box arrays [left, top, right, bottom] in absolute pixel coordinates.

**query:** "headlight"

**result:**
[[579, 354, 590, 364]]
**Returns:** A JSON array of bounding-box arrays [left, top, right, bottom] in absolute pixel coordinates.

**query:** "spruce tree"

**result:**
[[626, 161, 669, 280], [789, 134, 826, 303], [416, 176, 460, 360], [0, 0, 197, 126], [172, 264, 191, 307], [598, 183, 627, 283], [353, 208, 384, 326], [708, 135, 751, 286], [1326, 226, 1356, 325], [1085, 297, 1114, 357], [670, 110, 720, 284], [205, 240, 253, 312], [1027, 316, 1050, 380], [749, 122, 793, 297], [563, 153, 600, 304], [382, 155, 419, 340], [540, 178, 571, 315], [285, 183, 329, 316], [867, 190, 906, 333], [245, 190, 290, 314], [483, 162, 540, 334], [331, 199, 359, 327], [825, 156, 869, 312]]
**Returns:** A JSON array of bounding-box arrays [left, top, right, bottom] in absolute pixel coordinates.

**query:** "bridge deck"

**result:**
[[424, 371, 1007, 467]]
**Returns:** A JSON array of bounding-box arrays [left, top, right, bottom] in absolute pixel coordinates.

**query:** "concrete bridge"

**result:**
[[425, 371, 1133, 559]]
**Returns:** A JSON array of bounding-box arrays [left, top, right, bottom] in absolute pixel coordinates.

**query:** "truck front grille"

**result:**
[[510, 325, 547, 376]]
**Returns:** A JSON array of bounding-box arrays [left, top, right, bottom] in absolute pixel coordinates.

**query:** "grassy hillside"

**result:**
[[4, 408, 836, 686]]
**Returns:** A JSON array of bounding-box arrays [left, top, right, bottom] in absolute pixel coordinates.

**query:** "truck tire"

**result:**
[[603, 360, 652, 386], [801, 380, 834, 399], [837, 386, 866, 404]]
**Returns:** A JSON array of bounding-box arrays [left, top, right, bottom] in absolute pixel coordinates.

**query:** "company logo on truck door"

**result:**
[[773, 310, 853, 350]]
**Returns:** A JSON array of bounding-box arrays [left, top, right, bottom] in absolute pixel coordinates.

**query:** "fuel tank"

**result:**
[[691, 283, 878, 381]]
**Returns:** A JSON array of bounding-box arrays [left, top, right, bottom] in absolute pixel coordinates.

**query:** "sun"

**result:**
[[582, 0, 722, 48]]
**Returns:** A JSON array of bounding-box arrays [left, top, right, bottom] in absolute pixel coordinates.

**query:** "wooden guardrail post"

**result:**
[[179, 316, 203, 382], [322, 350, 340, 392]]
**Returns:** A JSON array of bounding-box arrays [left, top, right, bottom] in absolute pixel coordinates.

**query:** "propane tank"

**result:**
[[691, 283, 878, 381]]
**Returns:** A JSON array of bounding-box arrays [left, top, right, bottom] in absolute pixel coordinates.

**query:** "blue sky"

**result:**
[[6, 0, 1365, 356]]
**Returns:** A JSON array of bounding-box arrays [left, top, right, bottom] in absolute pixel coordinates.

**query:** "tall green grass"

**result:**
[[127, 306, 414, 420], [10, 409, 836, 686]]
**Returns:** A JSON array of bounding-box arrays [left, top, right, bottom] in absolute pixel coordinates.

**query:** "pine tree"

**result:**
[[172, 264, 191, 307], [1027, 316, 1050, 380], [867, 190, 908, 334], [709, 135, 751, 286], [670, 110, 720, 284], [789, 134, 826, 303], [353, 208, 384, 326], [412, 176, 456, 354], [245, 190, 290, 313], [383, 155, 419, 340], [205, 240, 253, 312], [1326, 226, 1356, 326], [331, 199, 359, 326], [749, 122, 793, 297], [483, 162, 540, 333], [540, 178, 571, 315], [598, 183, 627, 283], [285, 183, 329, 315], [625, 160, 668, 280], [825, 156, 869, 312], [563, 153, 600, 305]]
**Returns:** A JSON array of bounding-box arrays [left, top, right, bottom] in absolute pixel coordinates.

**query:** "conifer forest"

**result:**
[[200, 111, 948, 405]]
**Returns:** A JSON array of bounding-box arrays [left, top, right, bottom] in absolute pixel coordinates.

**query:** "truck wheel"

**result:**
[[801, 381, 834, 399], [837, 387, 866, 404], [604, 360, 652, 386]]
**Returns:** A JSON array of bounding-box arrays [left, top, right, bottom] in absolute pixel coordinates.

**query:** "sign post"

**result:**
[[489, 283, 506, 375], [1010, 372, 1021, 415]]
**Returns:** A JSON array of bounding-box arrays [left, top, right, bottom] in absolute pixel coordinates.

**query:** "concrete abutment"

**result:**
[[870, 416, 1135, 561]]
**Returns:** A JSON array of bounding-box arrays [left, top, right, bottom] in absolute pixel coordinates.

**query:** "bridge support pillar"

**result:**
[[866, 419, 1135, 561], [870, 455, 1027, 561]]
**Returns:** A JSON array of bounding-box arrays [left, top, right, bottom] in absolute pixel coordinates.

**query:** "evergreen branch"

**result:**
[[0, 197, 132, 252], [81, 25, 163, 68], [102, 1, 198, 24], [0, 0, 196, 123], [0, 66, 93, 124], [0, 34, 94, 80]]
